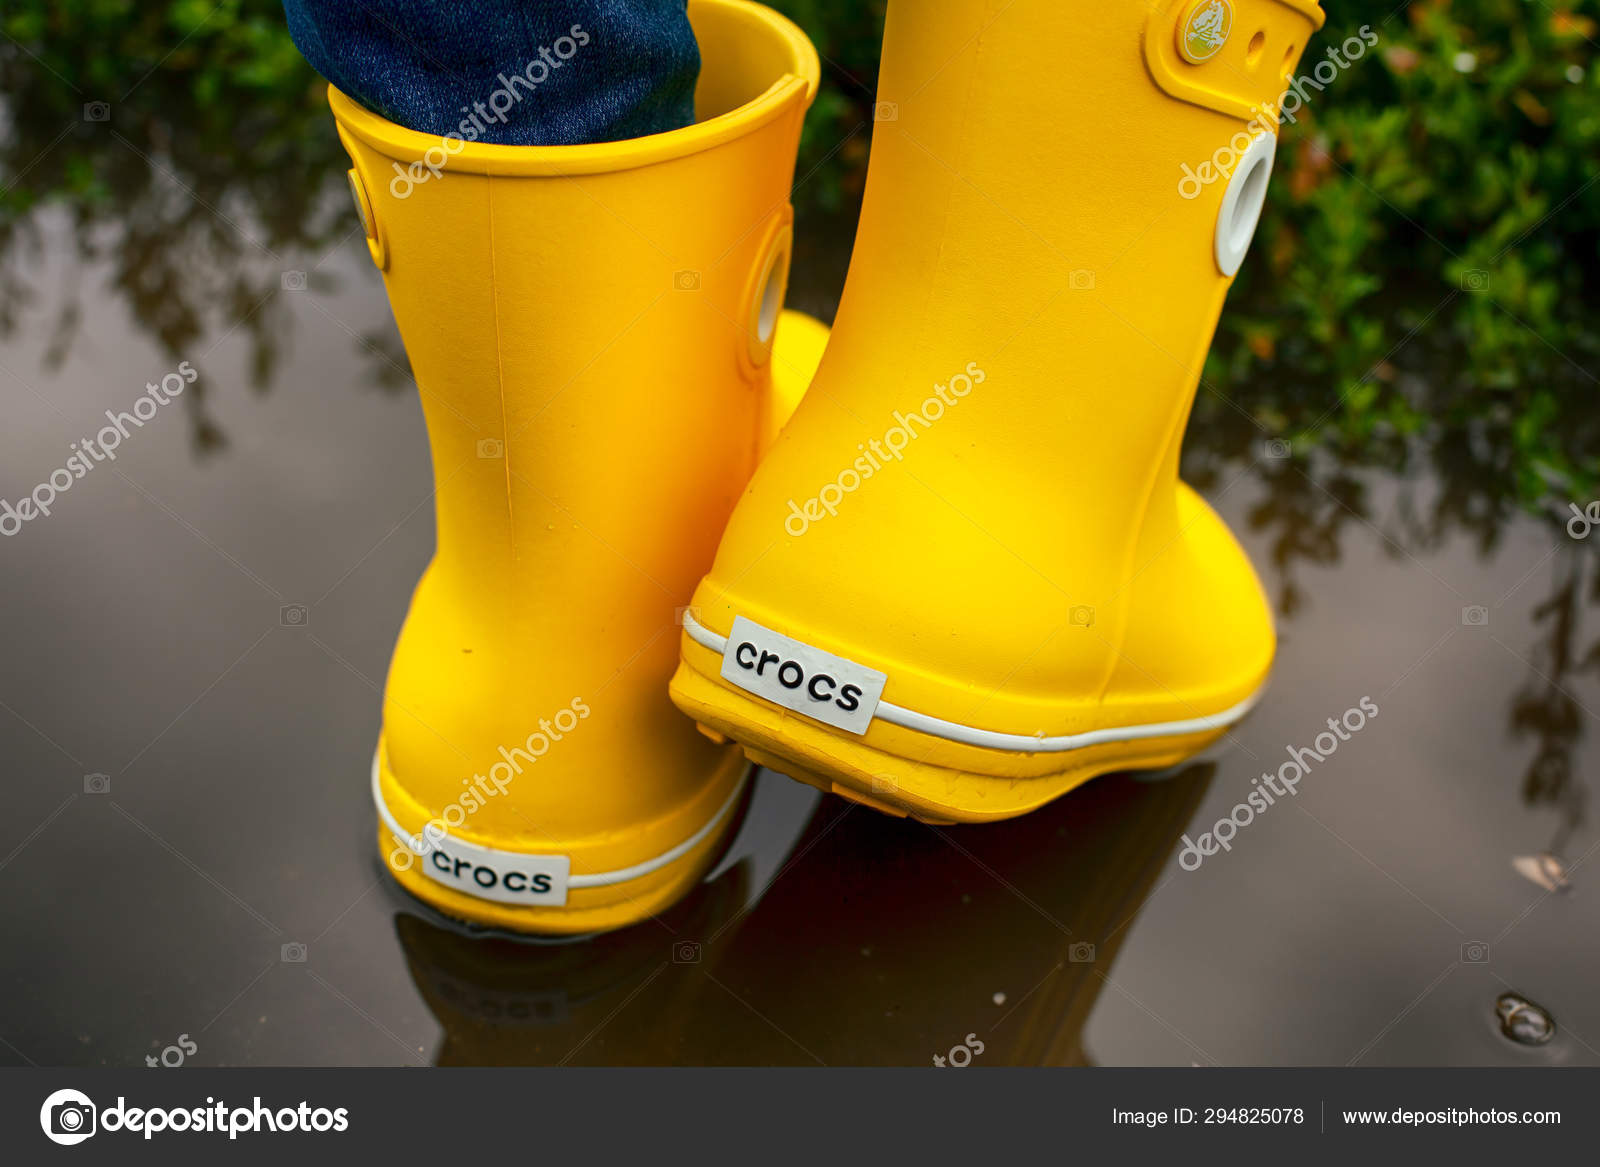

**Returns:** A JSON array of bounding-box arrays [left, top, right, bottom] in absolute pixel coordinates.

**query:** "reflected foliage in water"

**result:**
[[1, 0, 358, 450]]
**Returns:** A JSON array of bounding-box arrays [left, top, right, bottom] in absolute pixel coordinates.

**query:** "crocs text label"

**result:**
[[721, 616, 887, 735], [409, 836, 571, 906]]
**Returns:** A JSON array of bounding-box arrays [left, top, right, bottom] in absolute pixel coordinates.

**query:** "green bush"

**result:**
[[1220, 0, 1600, 516]]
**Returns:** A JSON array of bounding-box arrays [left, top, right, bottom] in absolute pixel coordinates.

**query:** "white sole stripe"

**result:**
[[371, 751, 747, 891], [682, 612, 1262, 752]]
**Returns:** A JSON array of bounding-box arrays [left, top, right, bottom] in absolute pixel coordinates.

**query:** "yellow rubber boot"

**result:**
[[332, 0, 822, 934], [671, 0, 1325, 823]]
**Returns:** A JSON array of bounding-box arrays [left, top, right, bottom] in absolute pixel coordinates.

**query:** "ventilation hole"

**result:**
[[1281, 43, 1297, 77], [1246, 30, 1266, 67], [756, 252, 785, 345], [1230, 155, 1270, 254]]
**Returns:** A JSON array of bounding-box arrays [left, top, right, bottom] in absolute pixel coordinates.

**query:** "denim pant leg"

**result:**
[[283, 0, 699, 145]]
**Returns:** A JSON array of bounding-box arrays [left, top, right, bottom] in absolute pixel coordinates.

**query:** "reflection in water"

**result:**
[[1511, 853, 1572, 895], [396, 865, 752, 1066], [1509, 548, 1595, 858], [1187, 429, 1597, 861], [0, 5, 369, 453], [395, 763, 1214, 1065]]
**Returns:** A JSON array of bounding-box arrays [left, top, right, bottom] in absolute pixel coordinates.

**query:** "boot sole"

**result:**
[[671, 630, 1260, 824], [372, 741, 750, 935]]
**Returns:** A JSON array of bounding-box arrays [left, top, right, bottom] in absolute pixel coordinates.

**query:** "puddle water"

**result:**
[[0, 72, 1596, 1068]]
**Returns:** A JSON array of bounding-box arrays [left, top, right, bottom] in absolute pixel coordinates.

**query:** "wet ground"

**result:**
[[1, 116, 1597, 1067]]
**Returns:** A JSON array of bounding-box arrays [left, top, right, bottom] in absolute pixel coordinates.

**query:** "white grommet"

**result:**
[[755, 249, 785, 347], [741, 213, 792, 373], [1214, 130, 1274, 277]]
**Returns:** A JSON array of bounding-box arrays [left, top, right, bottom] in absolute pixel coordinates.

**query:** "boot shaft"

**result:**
[[332, 0, 818, 604], [816, 0, 1326, 496]]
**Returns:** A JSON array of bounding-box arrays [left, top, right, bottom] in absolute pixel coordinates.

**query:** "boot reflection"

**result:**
[[395, 861, 751, 1066], [679, 762, 1215, 1065], [395, 763, 1211, 1064], [392, 773, 814, 1065]]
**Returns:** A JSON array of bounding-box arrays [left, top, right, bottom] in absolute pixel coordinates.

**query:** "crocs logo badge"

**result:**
[[1179, 0, 1232, 63], [720, 616, 887, 735], [407, 837, 571, 906], [428, 851, 559, 897]]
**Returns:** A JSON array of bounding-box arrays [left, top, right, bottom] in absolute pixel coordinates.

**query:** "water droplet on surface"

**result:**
[[1496, 992, 1556, 1046]]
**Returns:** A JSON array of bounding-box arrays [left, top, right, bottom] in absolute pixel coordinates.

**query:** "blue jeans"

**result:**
[[284, 1, 699, 145]]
